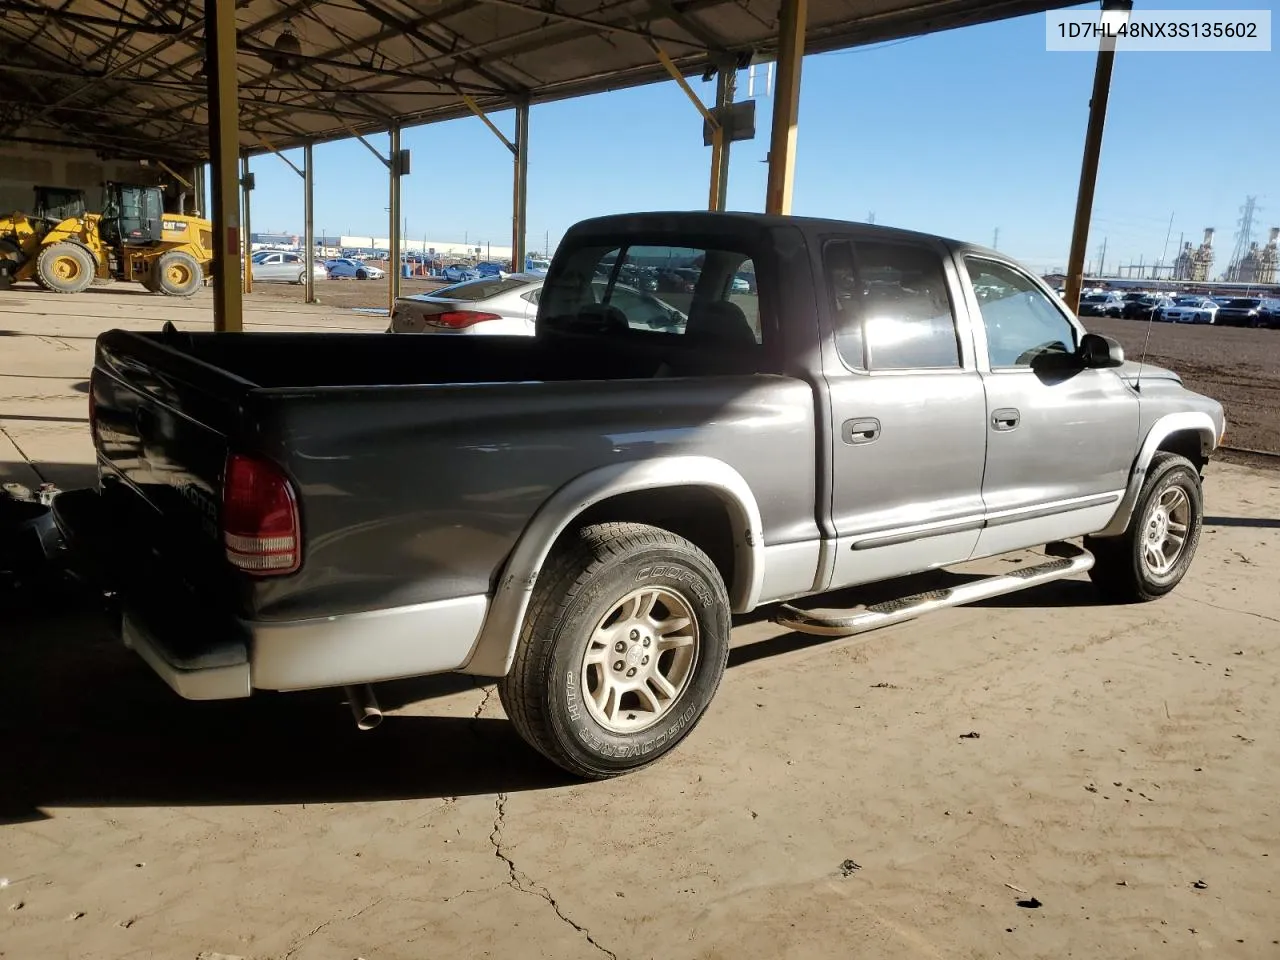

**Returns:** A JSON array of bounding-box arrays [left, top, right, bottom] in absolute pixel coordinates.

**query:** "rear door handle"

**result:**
[[991, 408, 1020, 431], [842, 418, 881, 444]]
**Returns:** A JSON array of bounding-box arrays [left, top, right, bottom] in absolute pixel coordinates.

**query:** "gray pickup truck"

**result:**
[[55, 212, 1225, 779]]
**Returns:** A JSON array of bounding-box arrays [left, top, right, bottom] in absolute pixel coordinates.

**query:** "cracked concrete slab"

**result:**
[[3, 286, 1280, 959]]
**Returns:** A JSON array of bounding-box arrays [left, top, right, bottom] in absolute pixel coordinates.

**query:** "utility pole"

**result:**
[[545, 229, 550, 257], [866, 211, 875, 224], [1157, 210, 1174, 275], [992, 227, 1000, 251], [1098, 237, 1108, 277]]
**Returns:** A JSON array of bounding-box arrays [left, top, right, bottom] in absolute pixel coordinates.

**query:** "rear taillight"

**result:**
[[222, 453, 301, 575], [425, 310, 502, 329]]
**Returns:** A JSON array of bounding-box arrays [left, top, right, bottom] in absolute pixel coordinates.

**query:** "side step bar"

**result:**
[[772, 542, 1094, 638]]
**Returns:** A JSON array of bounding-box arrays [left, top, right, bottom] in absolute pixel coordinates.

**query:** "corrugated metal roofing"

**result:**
[[0, 0, 1073, 162]]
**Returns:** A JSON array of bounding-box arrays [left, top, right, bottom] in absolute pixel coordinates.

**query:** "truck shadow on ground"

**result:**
[[0, 563, 1115, 822]]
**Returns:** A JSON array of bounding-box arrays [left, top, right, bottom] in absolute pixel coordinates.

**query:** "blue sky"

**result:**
[[243, 0, 1277, 272]]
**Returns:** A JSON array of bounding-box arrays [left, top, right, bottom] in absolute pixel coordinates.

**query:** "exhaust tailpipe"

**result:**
[[344, 684, 382, 731]]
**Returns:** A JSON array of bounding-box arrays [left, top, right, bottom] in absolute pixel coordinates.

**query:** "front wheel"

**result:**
[[356, 269, 368, 280], [498, 522, 731, 779], [36, 242, 95, 294], [1085, 452, 1203, 602]]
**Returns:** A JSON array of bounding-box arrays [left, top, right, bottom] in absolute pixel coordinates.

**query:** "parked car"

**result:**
[[735, 271, 758, 294], [325, 258, 384, 280], [475, 261, 505, 278], [441, 263, 480, 283], [1157, 296, 1218, 325], [1121, 294, 1169, 320], [731, 276, 752, 294], [1077, 292, 1124, 318], [1257, 299, 1280, 329], [55, 212, 1224, 781], [389, 273, 686, 336], [1214, 297, 1265, 327], [250, 251, 328, 285], [525, 257, 551, 275]]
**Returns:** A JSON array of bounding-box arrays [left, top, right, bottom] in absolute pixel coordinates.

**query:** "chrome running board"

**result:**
[[772, 542, 1094, 638]]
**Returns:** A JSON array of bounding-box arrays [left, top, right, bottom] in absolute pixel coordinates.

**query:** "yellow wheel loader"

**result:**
[[0, 183, 213, 297]]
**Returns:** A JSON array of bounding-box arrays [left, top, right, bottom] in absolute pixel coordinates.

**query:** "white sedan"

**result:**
[[390, 273, 686, 335], [1157, 296, 1218, 325]]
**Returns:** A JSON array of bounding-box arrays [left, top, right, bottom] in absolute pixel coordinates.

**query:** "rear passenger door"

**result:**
[[822, 236, 988, 590], [962, 257, 1138, 557]]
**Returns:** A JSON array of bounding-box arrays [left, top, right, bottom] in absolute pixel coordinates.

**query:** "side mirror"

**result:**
[[1079, 332, 1125, 368]]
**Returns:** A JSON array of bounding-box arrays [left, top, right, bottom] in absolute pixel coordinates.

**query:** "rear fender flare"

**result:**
[[1095, 412, 1219, 538], [460, 456, 765, 677]]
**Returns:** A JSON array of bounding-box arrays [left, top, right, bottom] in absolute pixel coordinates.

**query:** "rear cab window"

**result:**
[[540, 242, 763, 346]]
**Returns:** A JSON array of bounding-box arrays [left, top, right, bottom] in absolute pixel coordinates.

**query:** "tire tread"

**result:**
[[498, 522, 727, 779]]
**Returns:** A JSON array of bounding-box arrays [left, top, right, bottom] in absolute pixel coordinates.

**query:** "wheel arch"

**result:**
[[1095, 412, 1218, 538], [460, 456, 765, 677], [41, 237, 100, 268]]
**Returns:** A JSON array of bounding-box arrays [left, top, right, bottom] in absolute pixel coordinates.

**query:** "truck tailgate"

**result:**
[[91, 329, 253, 592]]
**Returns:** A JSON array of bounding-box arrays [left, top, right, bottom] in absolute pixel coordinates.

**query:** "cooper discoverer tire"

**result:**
[[498, 522, 731, 779], [1085, 452, 1203, 603]]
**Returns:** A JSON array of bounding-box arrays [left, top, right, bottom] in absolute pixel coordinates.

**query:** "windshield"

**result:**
[[429, 276, 534, 301], [1082, 294, 1107, 302], [1175, 297, 1204, 305], [1226, 298, 1262, 308]]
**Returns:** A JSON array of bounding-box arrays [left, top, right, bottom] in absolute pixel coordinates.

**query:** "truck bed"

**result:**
[[90, 328, 820, 625]]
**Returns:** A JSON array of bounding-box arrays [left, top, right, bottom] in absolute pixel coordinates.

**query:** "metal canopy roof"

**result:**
[[0, 0, 1072, 163]]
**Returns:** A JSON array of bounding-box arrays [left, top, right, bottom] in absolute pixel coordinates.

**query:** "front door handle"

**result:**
[[991, 408, 1020, 431], [842, 418, 881, 445]]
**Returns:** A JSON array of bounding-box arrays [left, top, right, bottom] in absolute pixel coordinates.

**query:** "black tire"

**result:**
[[35, 242, 94, 294], [356, 269, 368, 280], [1085, 452, 1203, 603], [498, 522, 731, 779], [153, 251, 202, 297], [296, 270, 306, 285]]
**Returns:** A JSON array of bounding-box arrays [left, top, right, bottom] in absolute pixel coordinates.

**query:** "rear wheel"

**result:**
[[498, 522, 731, 779], [153, 251, 202, 297], [1085, 452, 1203, 603], [0, 238, 23, 289], [36, 242, 94, 294]]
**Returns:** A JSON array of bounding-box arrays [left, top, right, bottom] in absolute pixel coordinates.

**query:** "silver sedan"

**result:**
[[250, 251, 329, 284]]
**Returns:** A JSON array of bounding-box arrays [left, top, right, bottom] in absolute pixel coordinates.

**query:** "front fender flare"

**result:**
[[460, 456, 765, 677], [1094, 411, 1218, 538]]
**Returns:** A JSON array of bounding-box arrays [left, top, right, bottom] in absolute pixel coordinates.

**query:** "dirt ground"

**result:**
[[247, 275, 447, 311], [2, 286, 1280, 959], [1088, 316, 1280, 455]]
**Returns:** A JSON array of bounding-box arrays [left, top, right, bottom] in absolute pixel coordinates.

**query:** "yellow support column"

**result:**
[[205, 0, 242, 332], [240, 155, 253, 294], [388, 124, 401, 314], [511, 103, 529, 272], [1063, 1, 1131, 314], [765, 0, 807, 216]]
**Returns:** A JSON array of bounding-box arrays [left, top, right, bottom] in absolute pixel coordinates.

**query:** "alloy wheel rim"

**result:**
[[580, 587, 699, 734], [1142, 485, 1191, 577]]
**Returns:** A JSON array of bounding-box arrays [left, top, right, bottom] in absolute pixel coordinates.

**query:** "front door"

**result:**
[[822, 236, 989, 590], [962, 256, 1139, 557]]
